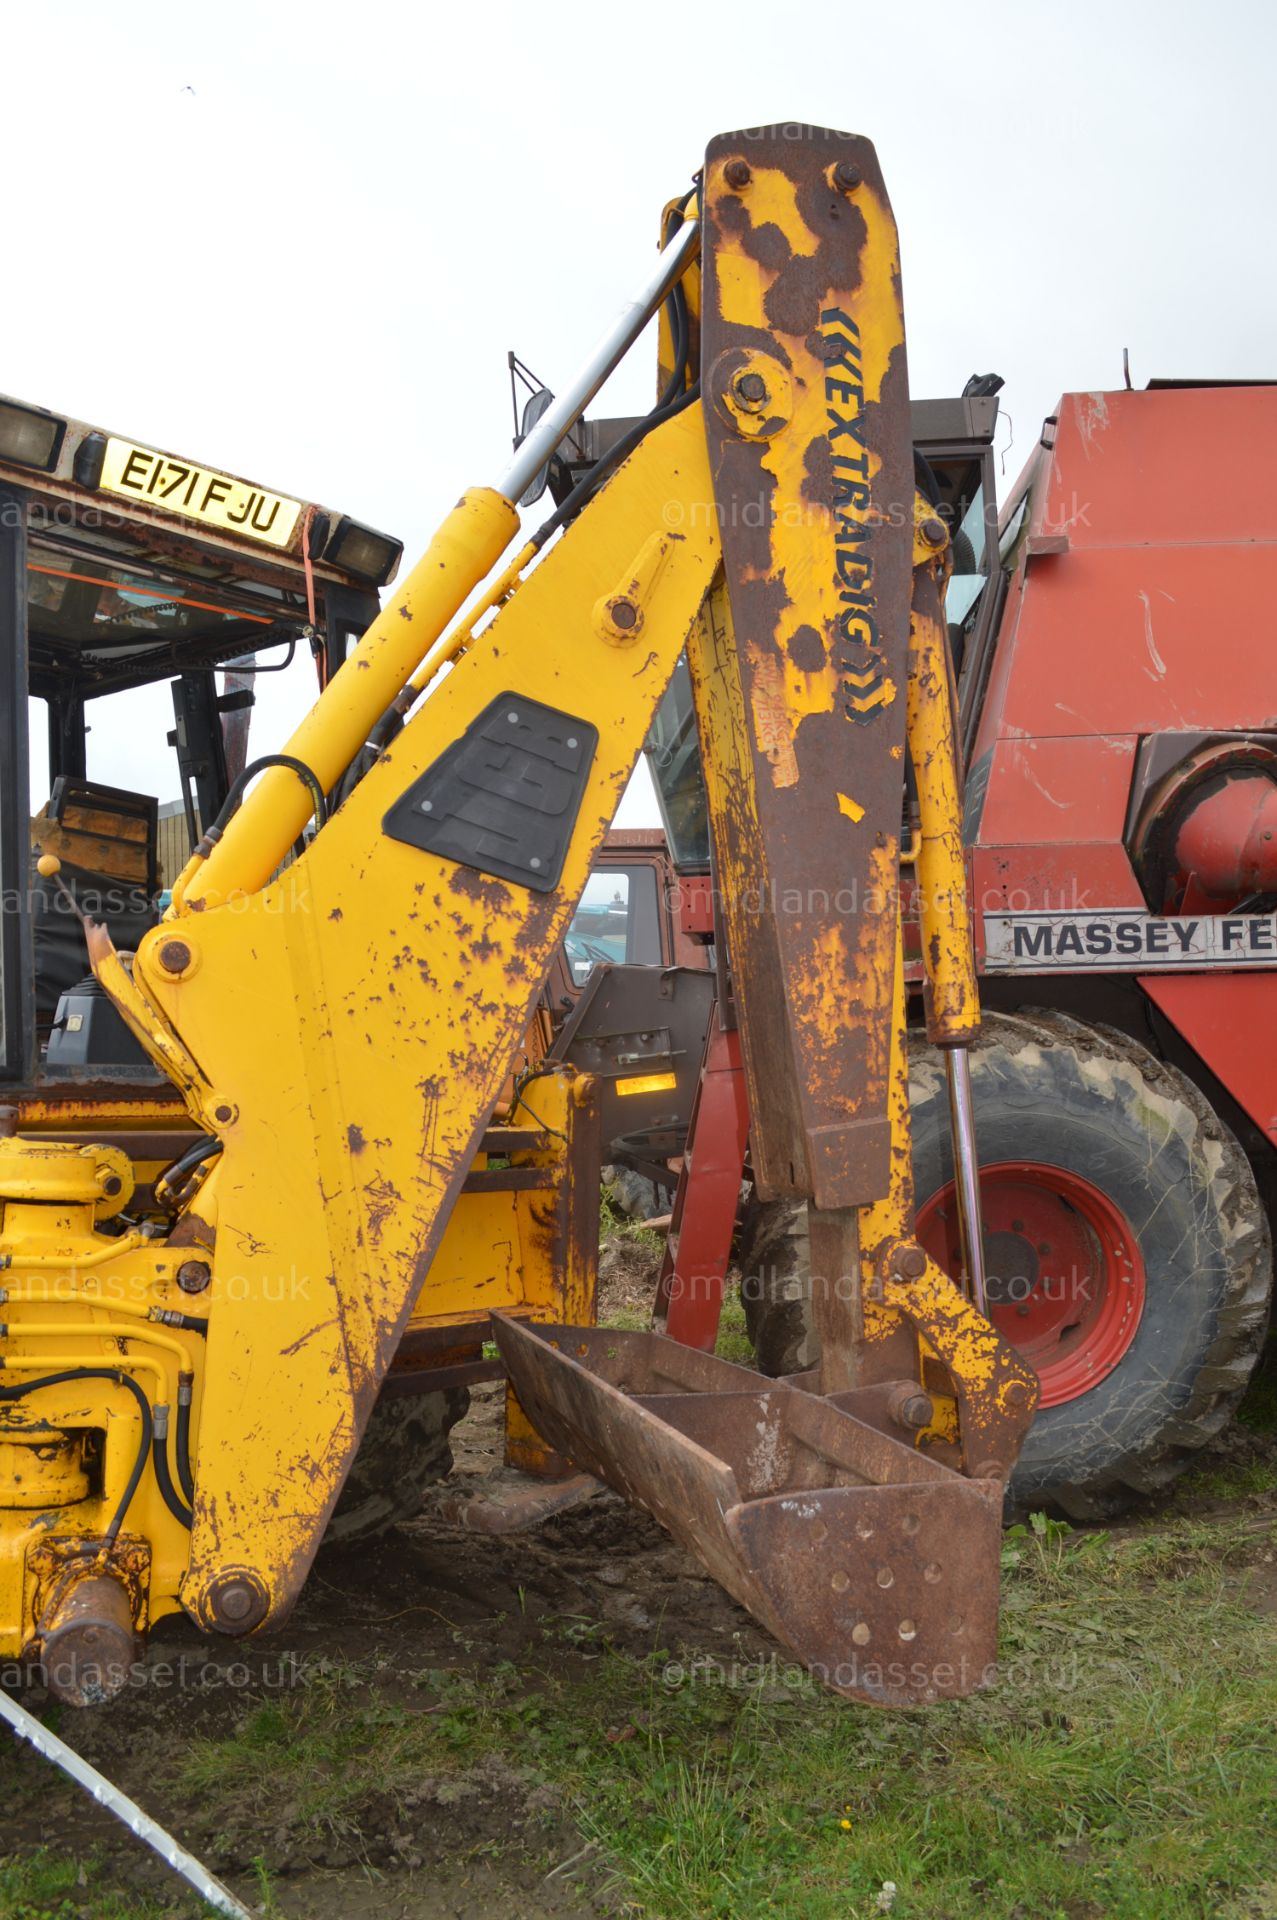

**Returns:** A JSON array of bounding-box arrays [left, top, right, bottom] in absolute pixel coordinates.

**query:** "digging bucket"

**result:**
[[492, 1315, 1002, 1707]]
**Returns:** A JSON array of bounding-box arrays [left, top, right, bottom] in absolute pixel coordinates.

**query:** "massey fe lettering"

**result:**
[[819, 307, 890, 724], [984, 910, 1277, 973]]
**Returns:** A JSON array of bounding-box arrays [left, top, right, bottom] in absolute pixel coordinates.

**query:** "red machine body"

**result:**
[[966, 384, 1277, 1150]]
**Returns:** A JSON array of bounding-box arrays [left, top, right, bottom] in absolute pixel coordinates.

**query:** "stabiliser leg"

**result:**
[[499, 127, 1036, 1707], [655, 1016, 750, 1350]]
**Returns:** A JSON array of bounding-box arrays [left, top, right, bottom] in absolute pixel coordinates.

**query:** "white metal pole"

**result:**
[[0, 1687, 253, 1920]]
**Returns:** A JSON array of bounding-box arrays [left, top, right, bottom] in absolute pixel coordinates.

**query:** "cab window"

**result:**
[[564, 865, 661, 984], [946, 481, 991, 629]]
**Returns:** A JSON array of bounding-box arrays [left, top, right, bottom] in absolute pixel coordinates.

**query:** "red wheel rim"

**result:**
[[916, 1161, 1146, 1407]]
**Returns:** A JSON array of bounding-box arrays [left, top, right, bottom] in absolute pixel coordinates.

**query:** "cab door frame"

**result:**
[[0, 485, 33, 1082]]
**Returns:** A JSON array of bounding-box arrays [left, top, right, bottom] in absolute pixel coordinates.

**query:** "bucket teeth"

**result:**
[[492, 1315, 1003, 1707]]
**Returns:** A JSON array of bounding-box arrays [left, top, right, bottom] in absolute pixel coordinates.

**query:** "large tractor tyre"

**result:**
[[324, 1387, 470, 1546], [740, 1202, 820, 1379], [738, 1011, 1272, 1520]]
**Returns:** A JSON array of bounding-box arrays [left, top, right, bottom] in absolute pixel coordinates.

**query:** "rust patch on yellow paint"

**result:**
[[746, 646, 801, 788]]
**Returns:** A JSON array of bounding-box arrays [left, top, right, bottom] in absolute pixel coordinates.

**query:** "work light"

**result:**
[[0, 399, 65, 472], [322, 516, 402, 587]]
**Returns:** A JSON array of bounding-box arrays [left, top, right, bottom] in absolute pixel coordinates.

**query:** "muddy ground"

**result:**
[[1, 1243, 1275, 1919], [0, 1243, 759, 1918], [2, 1391, 767, 1917]]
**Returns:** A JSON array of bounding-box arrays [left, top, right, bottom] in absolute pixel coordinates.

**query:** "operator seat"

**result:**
[[30, 778, 161, 1033]]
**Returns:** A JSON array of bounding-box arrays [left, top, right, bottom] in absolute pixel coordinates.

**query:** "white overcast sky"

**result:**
[[5, 0, 1272, 821]]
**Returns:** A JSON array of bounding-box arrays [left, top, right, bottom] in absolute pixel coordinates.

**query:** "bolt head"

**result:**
[[158, 939, 192, 975], [724, 158, 751, 190], [205, 1568, 269, 1634], [920, 516, 948, 549], [892, 1245, 927, 1280], [213, 1104, 235, 1125], [177, 1259, 211, 1295], [216, 1583, 254, 1623], [609, 598, 639, 631], [834, 160, 863, 192], [733, 370, 768, 406]]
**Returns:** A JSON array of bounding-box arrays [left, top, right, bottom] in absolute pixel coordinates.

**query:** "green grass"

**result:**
[[1180, 1455, 1277, 1500], [712, 1289, 753, 1366], [599, 1189, 665, 1253], [556, 1511, 1277, 1919], [1236, 1335, 1277, 1434], [599, 1278, 753, 1365], [178, 1657, 515, 1843], [0, 1848, 212, 1918], [597, 1302, 652, 1333], [159, 1501, 1277, 1920]]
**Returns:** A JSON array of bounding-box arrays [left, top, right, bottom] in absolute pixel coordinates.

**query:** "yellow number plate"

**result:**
[[98, 436, 303, 549]]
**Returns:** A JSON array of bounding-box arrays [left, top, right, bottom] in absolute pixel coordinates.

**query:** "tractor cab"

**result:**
[[0, 392, 400, 1094]]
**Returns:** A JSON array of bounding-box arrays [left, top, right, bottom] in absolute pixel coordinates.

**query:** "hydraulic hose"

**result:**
[[206, 754, 327, 846], [0, 1368, 152, 1543], [151, 1403, 193, 1530], [159, 1135, 221, 1186], [175, 1374, 195, 1507], [528, 380, 702, 555]]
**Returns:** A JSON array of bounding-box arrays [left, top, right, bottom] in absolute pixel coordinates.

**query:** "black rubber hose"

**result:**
[[151, 1404, 193, 1530], [157, 1135, 222, 1199], [530, 380, 702, 554], [656, 191, 695, 408], [0, 1368, 151, 1543], [175, 1376, 195, 1507], [657, 277, 690, 411], [198, 752, 327, 856]]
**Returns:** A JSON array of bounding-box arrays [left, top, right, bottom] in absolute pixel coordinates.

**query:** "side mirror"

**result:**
[[515, 386, 557, 508]]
